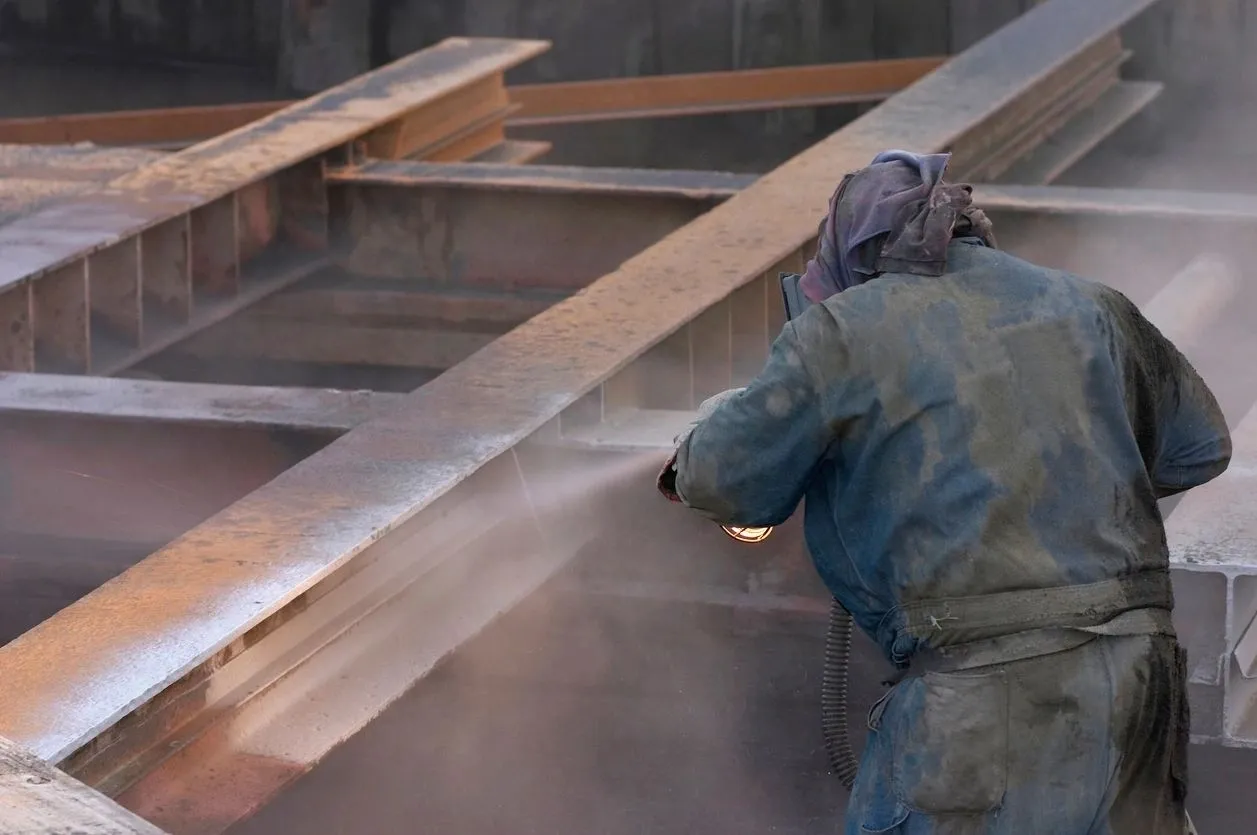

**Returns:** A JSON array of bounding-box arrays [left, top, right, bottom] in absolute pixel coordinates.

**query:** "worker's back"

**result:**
[[797, 238, 1231, 656]]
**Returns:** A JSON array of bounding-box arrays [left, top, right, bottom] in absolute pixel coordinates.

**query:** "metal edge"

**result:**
[[0, 37, 552, 294]]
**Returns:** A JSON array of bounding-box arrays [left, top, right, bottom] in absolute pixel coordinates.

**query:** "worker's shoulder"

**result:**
[[819, 242, 1126, 341], [944, 240, 1129, 309]]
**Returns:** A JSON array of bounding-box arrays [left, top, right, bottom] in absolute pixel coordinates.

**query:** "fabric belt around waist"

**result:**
[[887, 570, 1176, 680]]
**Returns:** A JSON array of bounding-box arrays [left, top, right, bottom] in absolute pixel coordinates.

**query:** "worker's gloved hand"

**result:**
[[657, 387, 744, 503]]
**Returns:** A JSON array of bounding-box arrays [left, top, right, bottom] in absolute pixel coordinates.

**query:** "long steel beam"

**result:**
[[166, 162, 746, 370], [0, 37, 548, 377], [0, 736, 166, 835], [506, 56, 946, 125], [0, 0, 1165, 830], [326, 160, 751, 291], [0, 373, 402, 432], [0, 58, 943, 150]]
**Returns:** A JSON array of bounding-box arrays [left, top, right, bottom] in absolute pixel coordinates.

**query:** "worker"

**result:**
[[657, 150, 1229, 834]]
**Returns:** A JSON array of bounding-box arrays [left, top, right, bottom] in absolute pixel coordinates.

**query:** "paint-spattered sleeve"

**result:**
[[673, 309, 849, 527]]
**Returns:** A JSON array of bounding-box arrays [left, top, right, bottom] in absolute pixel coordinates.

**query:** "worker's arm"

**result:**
[[670, 307, 855, 527], [1106, 288, 1232, 497], [1148, 338, 1231, 498]]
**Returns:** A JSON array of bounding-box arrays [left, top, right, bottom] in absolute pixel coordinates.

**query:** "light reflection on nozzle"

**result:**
[[720, 524, 773, 543]]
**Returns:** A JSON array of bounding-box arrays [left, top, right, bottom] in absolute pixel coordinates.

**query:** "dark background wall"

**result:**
[[0, 0, 1237, 170], [0, 0, 1214, 90]]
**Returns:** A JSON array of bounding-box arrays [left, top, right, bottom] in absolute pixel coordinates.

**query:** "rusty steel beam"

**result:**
[[170, 280, 565, 369], [324, 159, 756, 199], [176, 163, 751, 369], [0, 1, 1163, 831], [0, 736, 166, 835], [471, 140, 553, 164], [0, 37, 548, 378], [0, 58, 941, 150], [0, 146, 167, 225], [506, 56, 946, 125], [993, 80, 1162, 184], [329, 161, 749, 292], [0, 373, 403, 432], [0, 102, 288, 150]]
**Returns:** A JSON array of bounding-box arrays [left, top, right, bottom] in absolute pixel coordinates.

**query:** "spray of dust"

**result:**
[[350, 437, 850, 835]]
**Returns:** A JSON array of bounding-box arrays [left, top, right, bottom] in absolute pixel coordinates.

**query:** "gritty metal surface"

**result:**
[[0, 145, 167, 183], [507, 56, 946, 125], [0, 56, 938, 150], [88, 256, 333, 377], [0, 735, 167, 834], [326, 160, 758, 200], [0, 373, 403, 432], [0, 102, 288, 148], [993, 80, 1163, 184], [0, 0, 1159, 766], [336, 174, 718, 291], [975, 183, 1257, 221], [0, 37, 549, 296], [0, 144, 166, 225]]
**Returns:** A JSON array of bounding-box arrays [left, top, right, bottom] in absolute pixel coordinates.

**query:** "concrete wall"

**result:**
[[0, 1, 1242, 94], [0, 0, 1242, 169], [0, 0, 1035, 81], [0, 0, 282, 67]]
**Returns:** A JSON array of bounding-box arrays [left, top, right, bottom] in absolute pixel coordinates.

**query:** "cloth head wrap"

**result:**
[[798, 149, 996, 303]]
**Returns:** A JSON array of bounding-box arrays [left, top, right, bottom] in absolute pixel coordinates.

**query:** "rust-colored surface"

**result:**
[[0, 286, 34, 372], [0, 144, 166, 225], [0, 37, 550, 296], [0, 57, 941, 150], [328, 161, 749, 290], [0, 373, 403, 432], [335, 179, 716, 291], [0, 735, 167, 834], [471, 139, 553, 164], [0, 416, 298, 545], [117, 741, 307, 835], [0, 103, 287, 149], [0, 0, 1156, 769], [363, 73, 511, 160], [326, 160, 757, 200], [509, 55, 946, 125]]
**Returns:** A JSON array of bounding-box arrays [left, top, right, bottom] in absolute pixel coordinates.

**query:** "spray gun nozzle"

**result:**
[[721, 524, 774, 543]]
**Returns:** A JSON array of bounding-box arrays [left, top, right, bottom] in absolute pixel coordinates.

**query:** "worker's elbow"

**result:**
[[680, 492, 792, 529], [1153, 435, 1233, 497], [675, 470, 797, 528]]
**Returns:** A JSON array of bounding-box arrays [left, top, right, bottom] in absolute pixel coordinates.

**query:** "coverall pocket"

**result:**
[[891, 669, 1009, 815]]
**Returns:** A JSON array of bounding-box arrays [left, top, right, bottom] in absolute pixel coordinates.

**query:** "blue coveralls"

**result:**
[[673, 239, 1231, 834]]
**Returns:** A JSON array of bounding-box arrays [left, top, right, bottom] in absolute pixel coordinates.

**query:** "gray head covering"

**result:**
[[798, 149, 996, 303]]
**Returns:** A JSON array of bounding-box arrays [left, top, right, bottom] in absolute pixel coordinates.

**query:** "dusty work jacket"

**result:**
[[674, 238, 1232, 666]]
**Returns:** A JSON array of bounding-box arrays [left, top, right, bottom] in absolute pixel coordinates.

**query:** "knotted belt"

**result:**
[[883, 569, 1176, 680]]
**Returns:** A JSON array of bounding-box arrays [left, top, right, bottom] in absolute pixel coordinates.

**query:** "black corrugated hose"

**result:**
[[821, 598, 861, 789]]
